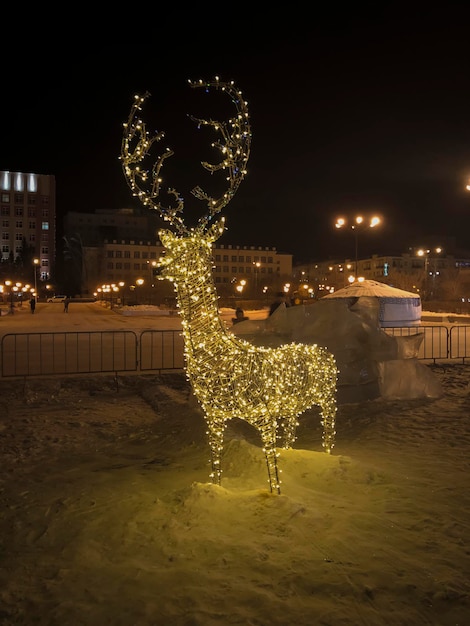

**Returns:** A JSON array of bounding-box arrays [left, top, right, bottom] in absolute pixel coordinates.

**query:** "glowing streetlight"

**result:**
[[236, 279, 246, 295], [417, 247, 442, 301], [5, 280, 13, 313], [335, 215, 381, 279], [252, 261, 261, 291], [33, 258, 39, 298]]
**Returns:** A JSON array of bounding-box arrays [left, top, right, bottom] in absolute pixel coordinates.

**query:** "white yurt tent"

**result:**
[[322, 280, 421, 327]]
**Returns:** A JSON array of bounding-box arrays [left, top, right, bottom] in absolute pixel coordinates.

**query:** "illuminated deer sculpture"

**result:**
[[121, 78, 337, 494]]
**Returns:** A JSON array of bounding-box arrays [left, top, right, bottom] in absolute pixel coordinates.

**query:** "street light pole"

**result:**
[[417, 247, 442, 301], [352, 227, 359, 278], [253, 261, 260, 292], [335, 215, 381, 280], [33, 258, 39, 299]]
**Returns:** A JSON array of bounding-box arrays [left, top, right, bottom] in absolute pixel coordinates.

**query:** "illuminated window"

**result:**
[[41, 221, 49, 230]]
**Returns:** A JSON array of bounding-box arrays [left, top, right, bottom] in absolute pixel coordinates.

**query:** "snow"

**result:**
[[0, 306, 469, 624]]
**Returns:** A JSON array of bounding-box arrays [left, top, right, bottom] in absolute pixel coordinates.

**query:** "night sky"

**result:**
[[2, 5, 470, 262]]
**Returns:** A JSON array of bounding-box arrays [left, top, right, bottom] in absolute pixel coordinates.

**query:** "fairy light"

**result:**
[[158, 221, 337, 493], [122, 78, 338, 494]]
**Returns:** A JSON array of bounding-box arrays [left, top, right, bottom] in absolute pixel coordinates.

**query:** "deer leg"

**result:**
[[259, 419, 281, 495], [277, 415, 298, 449], [206, 416, 225, 486], [320, 389, 337, 454]]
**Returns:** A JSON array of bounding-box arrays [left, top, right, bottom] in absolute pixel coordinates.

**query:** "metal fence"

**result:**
[[386, 324, 470, 361], [0, 330, 185, 378], [1, 325, 470, 379]]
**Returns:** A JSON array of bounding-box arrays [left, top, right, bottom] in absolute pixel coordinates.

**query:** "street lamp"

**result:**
[[335, 215, 381, 279], [253, 261, 261, 291], [33, 258, 39, 298], [136, 278, 144, 304], [5, 280, 13, 314], [417, 247, 442, 301]]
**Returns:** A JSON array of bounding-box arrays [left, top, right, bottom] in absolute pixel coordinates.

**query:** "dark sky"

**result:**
[[2, 5, 470, 262]]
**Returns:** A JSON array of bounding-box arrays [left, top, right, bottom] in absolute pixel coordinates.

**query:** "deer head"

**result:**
[[157, 218, 225, 285], [120, 77, 251, 241]]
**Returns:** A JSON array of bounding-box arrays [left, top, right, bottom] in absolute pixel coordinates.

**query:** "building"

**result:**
[[82, 237, 292, 305], [64, 208, 292, 303], [63, 207, 162, 246], [293, 250, 470, 305], [0, 170, 56, 282]]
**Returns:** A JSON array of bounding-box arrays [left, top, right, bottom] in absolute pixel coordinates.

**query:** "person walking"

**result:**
[[63, 296, 70, 313], [30, 296, 36, 314]]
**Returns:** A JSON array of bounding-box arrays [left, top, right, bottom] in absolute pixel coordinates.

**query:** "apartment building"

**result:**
[[81, 237, 291, 301], [293, 251, 470, 301], [0, 170, 56, 281], [64, 208, 292, 300]]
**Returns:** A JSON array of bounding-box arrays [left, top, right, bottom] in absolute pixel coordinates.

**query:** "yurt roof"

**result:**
[[323, 280, 420, 300]]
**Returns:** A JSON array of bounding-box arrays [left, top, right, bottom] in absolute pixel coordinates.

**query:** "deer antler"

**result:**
[[120, 78, 251, 235]]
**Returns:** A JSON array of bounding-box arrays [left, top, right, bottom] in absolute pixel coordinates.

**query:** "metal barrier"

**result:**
[[139, 329, 185, 371], [1, 331, 140, 378], [2, 326, 470, 379], [385, 326, 450, 361], [449, 325, 470, 361]]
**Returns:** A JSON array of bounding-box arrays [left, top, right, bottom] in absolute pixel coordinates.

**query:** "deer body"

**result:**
[[121, 78, 337, 494], [158, 223, 337, 493]]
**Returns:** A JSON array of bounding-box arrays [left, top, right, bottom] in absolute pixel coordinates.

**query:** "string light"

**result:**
[[122, 78, 338, 494], [158, 222, 337, 493]]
